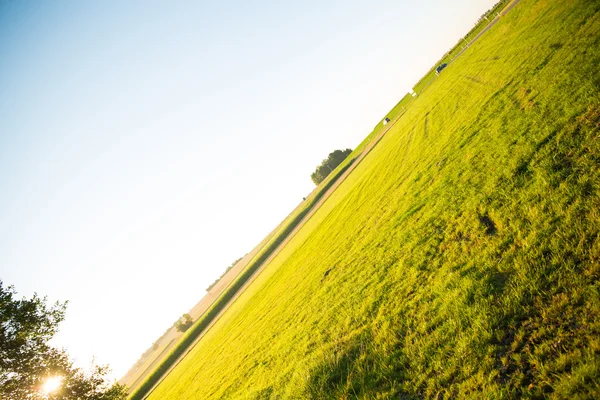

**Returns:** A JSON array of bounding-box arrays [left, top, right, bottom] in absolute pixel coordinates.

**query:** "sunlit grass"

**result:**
[[147, 0, 600, 398], [412, 0, 511, 95]]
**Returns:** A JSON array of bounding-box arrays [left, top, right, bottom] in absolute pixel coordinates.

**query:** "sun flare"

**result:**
[[41, 376, 63, 394]]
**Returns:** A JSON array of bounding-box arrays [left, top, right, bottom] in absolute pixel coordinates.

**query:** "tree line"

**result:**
[[205, 256, 243, 292], [311, 149, 352, 185]]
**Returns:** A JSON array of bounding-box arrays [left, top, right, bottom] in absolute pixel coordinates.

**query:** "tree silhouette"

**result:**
[[175, 314, 193, 333], [311, 149, 352, 185], [0, 281, 127, 399]]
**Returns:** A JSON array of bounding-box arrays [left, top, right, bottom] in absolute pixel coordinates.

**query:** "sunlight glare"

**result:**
[[41, 376, 63, 394]]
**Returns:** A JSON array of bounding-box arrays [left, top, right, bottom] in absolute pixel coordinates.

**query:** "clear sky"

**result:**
[[1, 0, 498, 380]]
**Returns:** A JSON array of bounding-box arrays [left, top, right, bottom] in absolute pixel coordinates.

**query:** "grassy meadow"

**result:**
[[147, 0, 600, 398], [412, 0, 510, 95]]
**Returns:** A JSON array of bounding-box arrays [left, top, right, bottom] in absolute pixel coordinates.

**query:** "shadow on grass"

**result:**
[[303, 333, 413, 399]]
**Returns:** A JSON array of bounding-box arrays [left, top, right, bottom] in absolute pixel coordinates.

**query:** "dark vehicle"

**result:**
[[436, 63, 448, 75]]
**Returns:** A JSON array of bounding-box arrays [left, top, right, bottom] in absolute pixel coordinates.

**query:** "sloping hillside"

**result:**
[[147, 0, 600, 398]]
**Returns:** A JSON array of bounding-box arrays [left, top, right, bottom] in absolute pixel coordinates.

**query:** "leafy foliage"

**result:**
[[0, 281, 127, 399], [311, 149, 352, 185], [174, 314, 193, 333]]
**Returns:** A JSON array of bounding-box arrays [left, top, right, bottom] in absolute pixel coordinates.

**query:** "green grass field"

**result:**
[[412, 0, 511, 95], [146, 0, 600, 398]]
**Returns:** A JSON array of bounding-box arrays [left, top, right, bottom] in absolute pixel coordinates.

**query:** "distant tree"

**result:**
[[311, 148, 352, 185], [0, 281, 127, 400], [175, 313, 193, 333]]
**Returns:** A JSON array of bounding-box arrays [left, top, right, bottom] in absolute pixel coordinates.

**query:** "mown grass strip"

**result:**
[[127, 159, 355, 400]]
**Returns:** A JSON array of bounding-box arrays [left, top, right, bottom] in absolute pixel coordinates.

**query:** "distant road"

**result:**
[[453, 0, 521, 60]]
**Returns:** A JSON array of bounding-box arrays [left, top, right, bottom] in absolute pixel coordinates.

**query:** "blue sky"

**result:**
[[1, 0, 499, 379]]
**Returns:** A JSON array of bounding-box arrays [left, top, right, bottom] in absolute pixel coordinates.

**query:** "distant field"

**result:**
[[147, 0, 600, 398], [121, 217, 291, 392]]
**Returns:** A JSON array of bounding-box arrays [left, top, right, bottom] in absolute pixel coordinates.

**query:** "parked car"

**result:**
[[383, 117, 391, 125], [436, 63, 448, 75]]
